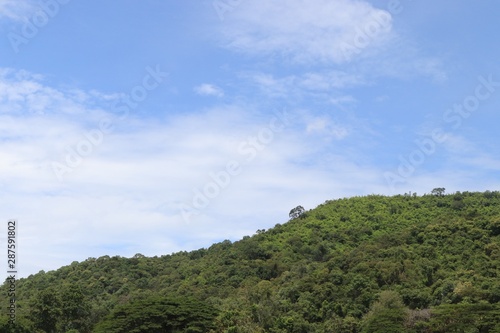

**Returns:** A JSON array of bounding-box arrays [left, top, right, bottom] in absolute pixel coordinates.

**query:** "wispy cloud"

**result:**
[[0, 0, 35, 21], [438, 133, 500, 171], [305, 117, 349, 140], [217, 0, 394, 64], [241, 71, 364, 103], [194, 83, 224, 97], [215, 0, 446, 84], [344, 30, 449, 83]]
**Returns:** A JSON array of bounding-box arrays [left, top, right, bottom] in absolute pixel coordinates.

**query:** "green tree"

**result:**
[[431, 188, 446, 196], [0, 315, 31, 333], [30, 289, 62, 333], [289, 206, 305, 220], [429, 303, 500, 333], [361, 291, 407, 333], [94, 296, 218, 333], [60, 284, 92, 332]]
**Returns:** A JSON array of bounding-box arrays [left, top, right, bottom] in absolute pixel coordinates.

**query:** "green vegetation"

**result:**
[[94, 296, 217, 333], [1, 190, 500, 332]]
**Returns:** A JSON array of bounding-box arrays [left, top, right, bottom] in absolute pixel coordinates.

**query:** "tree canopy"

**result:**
[[289, 205, 305, 219], [94, 296, 217, 333]]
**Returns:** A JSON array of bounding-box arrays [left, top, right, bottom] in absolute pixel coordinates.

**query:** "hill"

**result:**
[[1, 190, 500, 332]]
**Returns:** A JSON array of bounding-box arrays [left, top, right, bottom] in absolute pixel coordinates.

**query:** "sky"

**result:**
[[0, 0, 499, 278]]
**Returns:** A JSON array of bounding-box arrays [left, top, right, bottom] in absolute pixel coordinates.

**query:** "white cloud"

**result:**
[[243, 71, 364, 103], [413, 58, 448, 83], [306, 117, 349, 140], [438, 134, 500, 171], [194, 83, 224, 97], [354, 35, 448, 82], [439, 133, 474, 154], [0, 68, 108, 118], [214, 0, 446, 83], [217, 0, 394, 64], [0, 0, 35, 21]]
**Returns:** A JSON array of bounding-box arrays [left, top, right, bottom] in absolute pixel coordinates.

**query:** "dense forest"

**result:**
[[1, 190, 500, 332]]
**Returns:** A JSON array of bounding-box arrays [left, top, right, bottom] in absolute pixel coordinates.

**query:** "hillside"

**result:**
[[1, 190, 500, 332]]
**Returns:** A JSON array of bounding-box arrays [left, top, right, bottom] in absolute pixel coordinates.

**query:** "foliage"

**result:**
[[361, 291, 407, 333], [289, 205, 305, 220], [428, 303, 500, 333], [94, 296, 217, 333], [0, 316, 31, 333], [431, 188, 446, 196], [30, 288, 62, 333]]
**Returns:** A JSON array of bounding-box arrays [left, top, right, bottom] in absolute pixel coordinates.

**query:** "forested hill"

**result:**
[[2, 191, 500, 332]]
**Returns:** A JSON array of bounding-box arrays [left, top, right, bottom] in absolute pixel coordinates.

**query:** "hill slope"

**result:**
[[2, 191, 500, 332]]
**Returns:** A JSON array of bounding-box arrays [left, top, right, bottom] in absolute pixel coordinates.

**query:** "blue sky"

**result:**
[[1, 0, 499, 277]]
